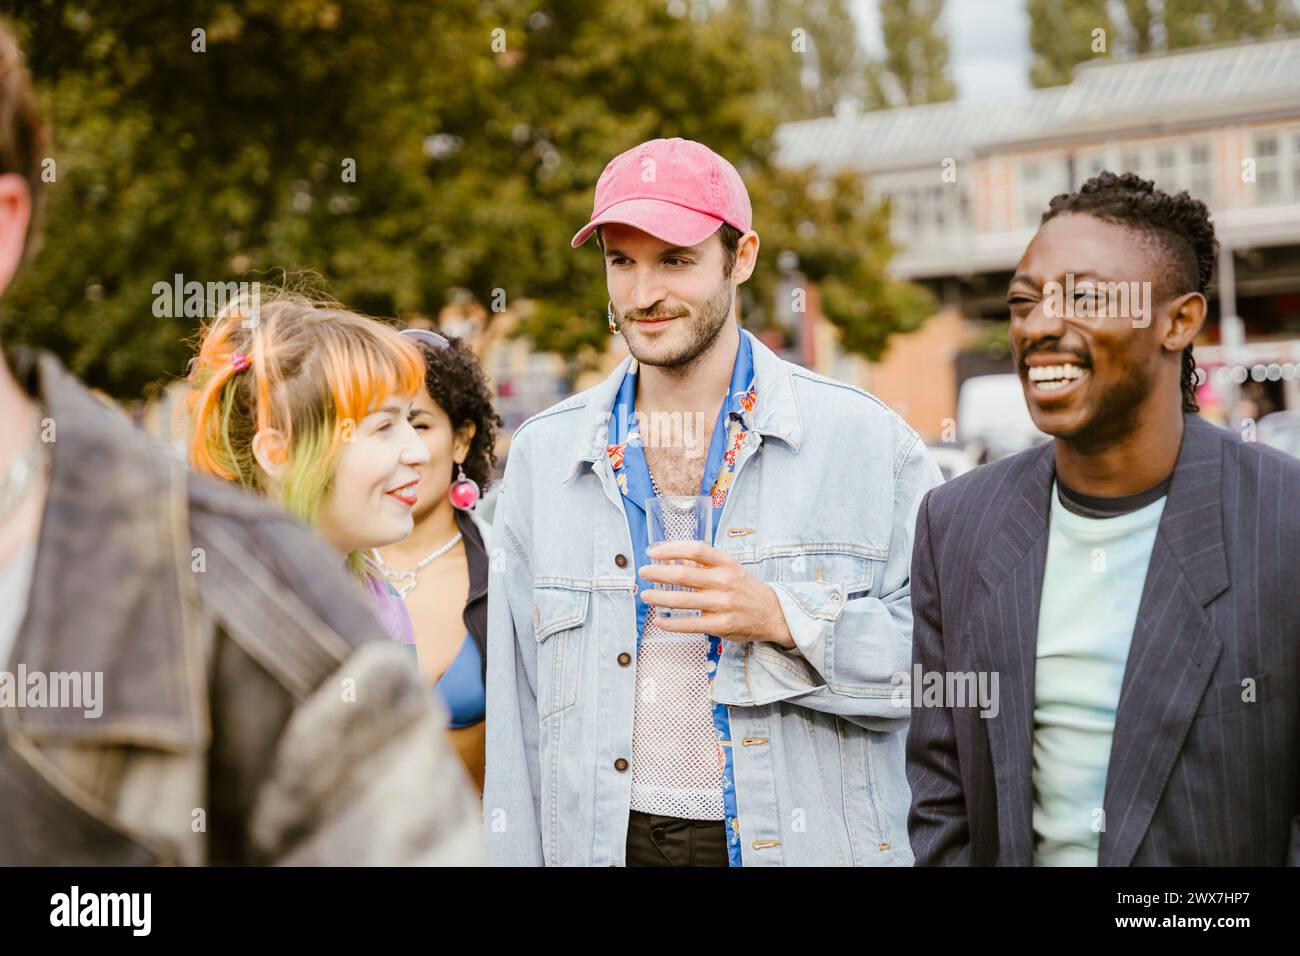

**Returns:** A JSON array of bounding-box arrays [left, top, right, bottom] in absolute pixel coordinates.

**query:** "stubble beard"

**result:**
[[1053, 362, 1158, 452], [619, 278, 734, 376]]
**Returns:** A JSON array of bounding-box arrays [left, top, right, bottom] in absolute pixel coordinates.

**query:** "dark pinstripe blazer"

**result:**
[[906, 414, 1300, 866]]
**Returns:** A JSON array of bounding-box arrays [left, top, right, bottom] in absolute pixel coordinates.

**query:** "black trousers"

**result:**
[[625, 810, 729, 867]]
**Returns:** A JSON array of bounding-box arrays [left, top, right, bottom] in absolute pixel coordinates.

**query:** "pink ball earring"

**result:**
[[449, 463, 480, 511]]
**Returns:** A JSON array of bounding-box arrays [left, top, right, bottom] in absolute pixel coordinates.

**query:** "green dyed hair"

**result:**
[[188, 291, 425, 581]]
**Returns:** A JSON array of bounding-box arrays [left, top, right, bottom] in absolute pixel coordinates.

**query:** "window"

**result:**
[[1019, 157, 1069, 227], [1068, 140, 1220, 206], [1185, 140, 1215, 205], [1293, 134, 1300, 199], [1111, 140, 1216, 206], [883, 180, 970, 246], [1073, 149, 1106, 186], [1249, 130, 1300, 206], [1256, 134, 1280, 203], [885, 188, 920, 241]]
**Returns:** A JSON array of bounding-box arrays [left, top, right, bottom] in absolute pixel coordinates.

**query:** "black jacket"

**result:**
[[454, 505, 489, 682]]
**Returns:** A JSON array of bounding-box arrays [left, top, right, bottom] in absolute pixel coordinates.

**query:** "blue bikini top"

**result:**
[[435, 632, 486, 729]]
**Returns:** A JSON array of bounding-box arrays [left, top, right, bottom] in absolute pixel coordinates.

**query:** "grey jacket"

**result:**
[[1, 349, 483, 865]]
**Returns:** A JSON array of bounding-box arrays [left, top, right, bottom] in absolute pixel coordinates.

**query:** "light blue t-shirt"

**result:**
[[1032, 482, 1166, 866]]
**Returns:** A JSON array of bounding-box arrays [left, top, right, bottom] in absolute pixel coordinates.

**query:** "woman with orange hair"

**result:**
[[186, 291, 431, 644]]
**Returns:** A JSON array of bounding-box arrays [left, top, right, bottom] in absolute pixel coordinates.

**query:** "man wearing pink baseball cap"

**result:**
[[568, 137, 753, 251], [485, 137, 942, 867]]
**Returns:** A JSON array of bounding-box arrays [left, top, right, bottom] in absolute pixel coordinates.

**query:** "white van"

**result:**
[[956, 373, 1048, 463]]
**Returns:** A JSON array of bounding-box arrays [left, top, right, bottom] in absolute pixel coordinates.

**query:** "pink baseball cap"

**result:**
[[570, 137, 752, 249]]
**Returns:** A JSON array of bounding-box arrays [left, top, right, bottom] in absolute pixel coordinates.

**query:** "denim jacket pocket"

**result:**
[[743, 547, 876, 593], [532, 585, 591, 719]]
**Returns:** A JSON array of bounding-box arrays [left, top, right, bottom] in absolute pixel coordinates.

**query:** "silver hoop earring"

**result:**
[[607, 301, 620, 334]]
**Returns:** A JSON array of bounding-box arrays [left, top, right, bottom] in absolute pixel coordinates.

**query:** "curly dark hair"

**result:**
[[409, 333, 502, 493], [1041, 170, 1217, 413]]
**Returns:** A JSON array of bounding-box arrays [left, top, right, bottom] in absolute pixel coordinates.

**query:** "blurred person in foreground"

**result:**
[[0, 21, 481, 865]]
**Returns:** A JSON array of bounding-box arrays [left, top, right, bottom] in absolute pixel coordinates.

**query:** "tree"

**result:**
[[1162, 0, 1300, 48], [879, 0, 956, 105], [1121, 0, 1157, 53], [1027, 0, 1113, 88], [7, 0, 471, 396], [747, 166, 933, 356], [1028, 0, 1300, 88], [744, 0, 880, 120], [6, 0, 933, 398]]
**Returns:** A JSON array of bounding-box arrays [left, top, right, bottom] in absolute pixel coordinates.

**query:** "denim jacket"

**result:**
[[484, 329, 943, 866]]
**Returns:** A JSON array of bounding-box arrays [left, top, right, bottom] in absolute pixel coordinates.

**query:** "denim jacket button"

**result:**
[[617, 652, 632, 667], [614, 757, 629, 772], [614, 553, 628, 568]]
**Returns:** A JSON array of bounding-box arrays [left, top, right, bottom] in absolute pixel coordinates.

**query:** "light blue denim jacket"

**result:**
[[484, 329, 943, 866]]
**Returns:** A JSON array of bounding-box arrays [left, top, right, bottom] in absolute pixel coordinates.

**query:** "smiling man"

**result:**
[[484, 137, 942, 866], [906, 171, 1300, 866]]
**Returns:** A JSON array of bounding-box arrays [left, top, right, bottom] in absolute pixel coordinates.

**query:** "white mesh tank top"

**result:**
[[629, 491, 725, 820]]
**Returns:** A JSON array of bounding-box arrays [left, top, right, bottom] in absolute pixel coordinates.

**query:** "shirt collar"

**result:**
[[743, 329, 802, 448], [722, 327, 757, 425], [565, 328, 804, 480]]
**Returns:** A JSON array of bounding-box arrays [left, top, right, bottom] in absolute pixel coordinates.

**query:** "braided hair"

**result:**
[[1041, 171, 1217, 413]]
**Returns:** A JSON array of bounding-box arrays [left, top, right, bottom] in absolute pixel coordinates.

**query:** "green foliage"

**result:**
[[744, 0, 880, 119], [747, 167, 934, 354], [1028, 0, 1300, 87], [880, 0, 956, 105], [5, 0, 935, 398], [1163, 0, 1300, 48], [1027, 0, 1113, 88]]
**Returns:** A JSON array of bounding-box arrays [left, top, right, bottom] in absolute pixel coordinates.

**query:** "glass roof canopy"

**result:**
[[775, 35, 1300, 175]]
